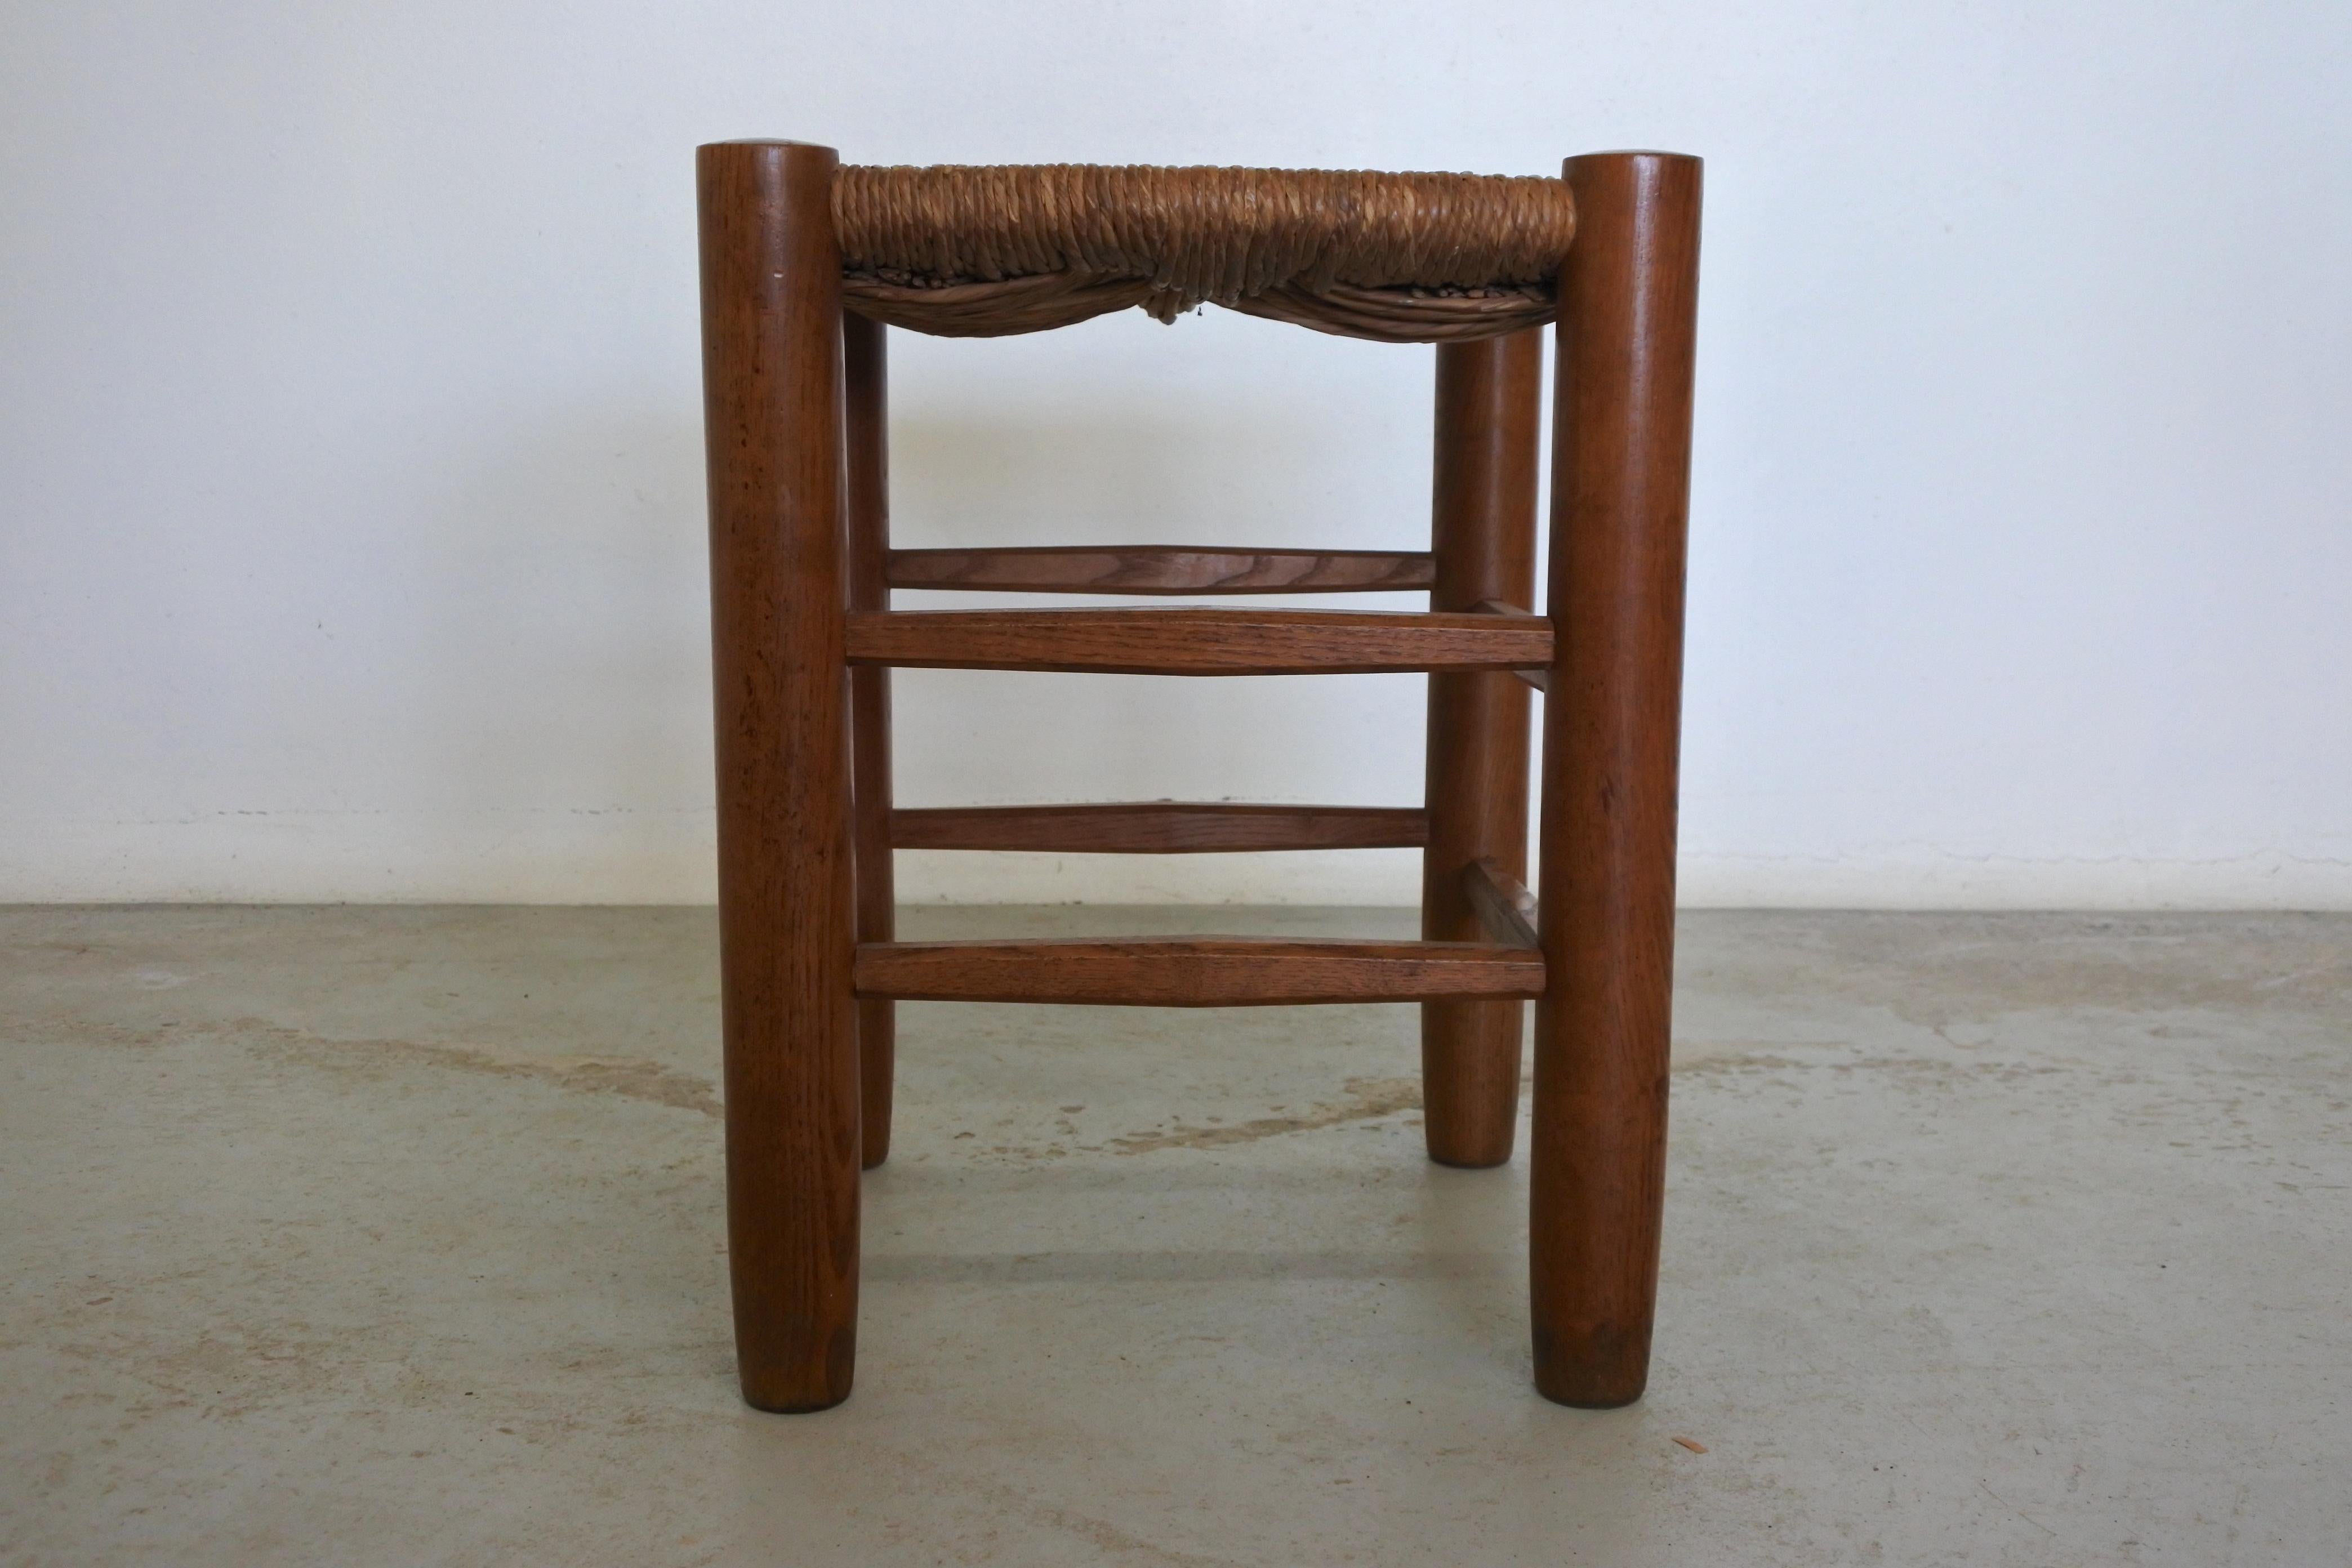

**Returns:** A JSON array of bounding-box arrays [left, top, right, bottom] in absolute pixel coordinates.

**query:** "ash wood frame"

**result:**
[[856, 937, 1545, 1007], [887, 545, 1435, 595], [890, 801, 1429, 854], [699, 141, 1700, 1414]]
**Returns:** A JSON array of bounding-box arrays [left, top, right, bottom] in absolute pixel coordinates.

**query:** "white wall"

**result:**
[[5, 1, 2347, 908]]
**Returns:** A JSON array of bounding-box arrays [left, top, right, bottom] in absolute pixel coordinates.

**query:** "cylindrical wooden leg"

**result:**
[[1529, 152, 1701, 1407], [844, 311, 895, 1171], [698, 139, 860, 1413], [1420, 328, 1542, 1169]]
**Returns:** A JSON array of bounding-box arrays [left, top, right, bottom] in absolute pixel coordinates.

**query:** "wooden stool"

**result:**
[[696, 144, 1701, 1411]]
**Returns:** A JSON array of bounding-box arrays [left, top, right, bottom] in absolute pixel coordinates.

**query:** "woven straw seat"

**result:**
[[836, 164, 1577, 342]]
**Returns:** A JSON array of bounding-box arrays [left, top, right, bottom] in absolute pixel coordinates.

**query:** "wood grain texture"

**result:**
[[700, 140, 860, 1413], [1529, 151, 1702, 1410], [1469, 599, 1549, 691], [891, 801, 1428, 854], [854, 938, 1545, 1006], [888, 546, 1436, 595], [1462, 856, 1540, 949], [844, 608, 1551, 675], [1421, 329, 1543, 1169], [843, 310, 894, 1172]]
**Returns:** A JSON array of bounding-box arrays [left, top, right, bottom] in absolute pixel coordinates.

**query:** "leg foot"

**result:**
[[700, 139, 862, 1413], [1420, 328, 1542, 1166], [1527, 151, 1701, 1408]]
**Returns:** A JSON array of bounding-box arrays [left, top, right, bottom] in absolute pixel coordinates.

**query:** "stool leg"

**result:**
[[1529, 152, 1701, 1407], [844, 311, 895, 1170], [1420, 328, 1542, 1168], [698, 140, 860, 1413]]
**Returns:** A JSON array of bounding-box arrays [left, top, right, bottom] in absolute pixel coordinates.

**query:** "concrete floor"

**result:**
[[2, 907, 2347, 1566]]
